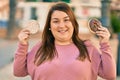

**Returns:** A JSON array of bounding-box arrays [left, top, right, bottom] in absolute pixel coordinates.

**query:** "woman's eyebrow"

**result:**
[[64, 16, 69, 18], [51, 18, 58, 20]]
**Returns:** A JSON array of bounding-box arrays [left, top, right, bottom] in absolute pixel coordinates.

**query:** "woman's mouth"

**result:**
[[58, 29, 68, 34]]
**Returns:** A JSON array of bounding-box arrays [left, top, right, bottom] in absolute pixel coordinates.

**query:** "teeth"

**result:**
[[61, 30, 65, 32], [59, 30, 66, 33]]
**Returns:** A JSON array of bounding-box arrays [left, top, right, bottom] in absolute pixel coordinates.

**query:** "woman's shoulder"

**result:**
[[83, 40, 101, 61]]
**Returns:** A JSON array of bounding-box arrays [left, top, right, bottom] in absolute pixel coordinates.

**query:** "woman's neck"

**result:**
[[55, 40, 73, 45]]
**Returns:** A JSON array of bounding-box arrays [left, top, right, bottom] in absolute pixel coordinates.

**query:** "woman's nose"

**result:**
[[59, 22, 65, 27]]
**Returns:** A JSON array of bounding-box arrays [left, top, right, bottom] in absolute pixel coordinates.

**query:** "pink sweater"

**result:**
[[13, 40, 116, 80]]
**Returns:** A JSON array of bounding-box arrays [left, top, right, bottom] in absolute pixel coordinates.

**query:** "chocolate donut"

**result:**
[[88, 18, 101, 33]]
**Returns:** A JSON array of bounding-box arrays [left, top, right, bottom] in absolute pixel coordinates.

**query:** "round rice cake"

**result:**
[[24, 20, 40, 34]]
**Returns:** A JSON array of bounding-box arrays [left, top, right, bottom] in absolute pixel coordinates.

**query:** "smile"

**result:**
[[58, 29, 68, 34]]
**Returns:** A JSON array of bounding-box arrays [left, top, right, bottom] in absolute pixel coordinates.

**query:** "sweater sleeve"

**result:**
[[13, 42, 29, 77], [98, 42, 116, 80]]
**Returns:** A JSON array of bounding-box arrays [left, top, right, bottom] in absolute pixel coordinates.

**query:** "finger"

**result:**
[[18, 31, 30, 40], [97, 27, 108, 32], [96, 33, 107, 37], [96, 31, 110, 38], [21, 29, 30, 34], [96, 30, 109, 35], [23, 34, 30, 40], [18, 34, 30, 42], [96, 29, 109, 34]]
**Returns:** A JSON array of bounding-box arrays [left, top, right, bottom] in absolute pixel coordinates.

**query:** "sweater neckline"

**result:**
[[55, 42, 74, 47]]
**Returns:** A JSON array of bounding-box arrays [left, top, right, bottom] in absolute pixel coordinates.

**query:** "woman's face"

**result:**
[[50, 10, 74, 45]]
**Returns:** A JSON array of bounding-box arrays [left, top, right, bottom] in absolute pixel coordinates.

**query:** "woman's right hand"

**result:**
[[18, 29, 30, 45]]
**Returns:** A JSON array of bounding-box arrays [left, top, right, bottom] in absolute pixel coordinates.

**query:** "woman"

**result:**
[[13, 2, 116, 80]]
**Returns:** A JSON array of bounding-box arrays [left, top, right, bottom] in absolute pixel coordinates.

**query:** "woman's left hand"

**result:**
[[96, 26, 111, 43]]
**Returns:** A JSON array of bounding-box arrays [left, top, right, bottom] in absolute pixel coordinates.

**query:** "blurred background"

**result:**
[[0, 0, 120, 80]]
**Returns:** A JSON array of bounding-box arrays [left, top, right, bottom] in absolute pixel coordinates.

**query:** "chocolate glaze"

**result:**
[[88, 18, 101, 33]]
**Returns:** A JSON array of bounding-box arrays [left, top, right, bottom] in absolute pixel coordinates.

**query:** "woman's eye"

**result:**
[[53, 21, 59, 23], [64, 19, 70, 22]]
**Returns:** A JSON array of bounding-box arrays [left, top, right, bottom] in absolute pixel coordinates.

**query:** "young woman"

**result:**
[[13, 2, 116, 80]]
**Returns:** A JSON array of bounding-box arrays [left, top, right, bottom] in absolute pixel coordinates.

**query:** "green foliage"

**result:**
[[111, 13, 120, 33], [61, 0, 70, 3], [26, 0, 37, 2], [43, 0, 70, 2], [27, 0, 71, 2]]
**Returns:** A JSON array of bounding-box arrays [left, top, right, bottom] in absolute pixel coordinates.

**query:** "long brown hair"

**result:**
[[34, 2, 90, 66]]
